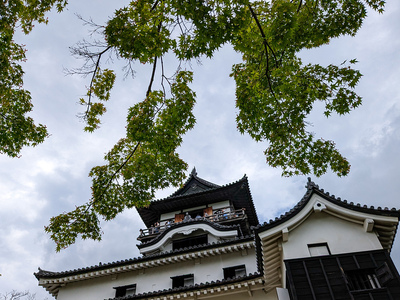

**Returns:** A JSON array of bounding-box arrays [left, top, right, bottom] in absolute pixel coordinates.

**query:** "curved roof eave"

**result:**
[[137, 219, 240, 250]]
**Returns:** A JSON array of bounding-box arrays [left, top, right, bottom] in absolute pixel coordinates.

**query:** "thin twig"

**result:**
[[84, 46, 112, 116]]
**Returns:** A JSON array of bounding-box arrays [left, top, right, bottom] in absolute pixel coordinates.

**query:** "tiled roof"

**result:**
[[35, 268, 57, 278], [137, 219, 241, 249], [106, 272, 262, 300], [253, 177, 400, 231], [148, 174, 246, 204], [34, 235, 255, 280], [137, 175, 259, 229], [168, 167, 220, 198]]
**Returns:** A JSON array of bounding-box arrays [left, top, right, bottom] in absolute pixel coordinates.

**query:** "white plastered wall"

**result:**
[[282, 210, 383, 260], [57, 247, 258, 300]]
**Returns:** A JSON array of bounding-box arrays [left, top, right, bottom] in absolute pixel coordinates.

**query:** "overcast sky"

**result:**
[[1, 1, 400, 298]]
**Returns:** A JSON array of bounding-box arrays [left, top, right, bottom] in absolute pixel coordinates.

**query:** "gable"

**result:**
[[282, 212, 383, 260], [257, 192, 399, 252], [255, 187, 400, 294]]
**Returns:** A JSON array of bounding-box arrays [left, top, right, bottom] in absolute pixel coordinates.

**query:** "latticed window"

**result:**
[[346, 269, 381, 290], [114, 284, 136, 297], [285, 249, 399, 300], [171, 274, 194, 288], [223, 265, 246, 280]]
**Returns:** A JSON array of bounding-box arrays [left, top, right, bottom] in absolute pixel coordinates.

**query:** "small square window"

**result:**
[[125, 286, 136, 296], [113, 284, 136, 297], [308, 243, 330, 257], [171, 274, 194, 288], [183, 276, 194, 286], [223, 265, 246, 280]]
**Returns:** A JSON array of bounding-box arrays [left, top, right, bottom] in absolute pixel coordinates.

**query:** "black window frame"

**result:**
[[171, 274, 194, 288], [307, 242, 331, 257], [113, 283, 136, 297], [223, 264, 246, 280], [346, 268, 382, 291], [285, 249, 400, 300]]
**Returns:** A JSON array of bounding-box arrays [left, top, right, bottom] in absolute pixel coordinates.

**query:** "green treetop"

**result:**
[[0, 0, 386, 250]]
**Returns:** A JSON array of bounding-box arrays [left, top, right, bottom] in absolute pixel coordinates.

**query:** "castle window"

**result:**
[[171, 274, 194, 288], [285, 250, 399, 299], [223, 265, 246, 280], [308, 243, 330, 257], [172, 234, 208, 251], [346, 263, 394, 292], [346, 268, 381, 290], [113, 284, 136, 297], [375, 262, 394, 286]]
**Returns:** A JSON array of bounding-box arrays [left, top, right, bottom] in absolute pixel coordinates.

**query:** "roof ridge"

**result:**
[[167, 168, 220, 198], [253, 178, 400, 232], [153, 175, 247, 203]]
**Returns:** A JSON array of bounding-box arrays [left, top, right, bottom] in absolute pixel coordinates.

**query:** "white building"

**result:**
[[36, 170, 400, 299]]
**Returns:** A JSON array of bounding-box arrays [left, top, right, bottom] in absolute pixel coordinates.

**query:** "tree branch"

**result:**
[[146, 56, 158, 97], [84, 46, 112, 116], [248, 4, 278, 66]]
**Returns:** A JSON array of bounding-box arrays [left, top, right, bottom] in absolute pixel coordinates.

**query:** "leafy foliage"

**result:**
[[0, 0, 67, 157], [80, 68, 116, 132], [0, 0, 386, 249], [46, 70, 196, 250]]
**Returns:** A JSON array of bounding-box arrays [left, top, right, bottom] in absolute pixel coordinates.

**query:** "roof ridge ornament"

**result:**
[[306, 177, 319, 190], [191, 167, 197, 176]]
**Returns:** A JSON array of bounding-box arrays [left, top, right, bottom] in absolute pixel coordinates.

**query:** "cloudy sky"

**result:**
[[1, 0, 400, 298]]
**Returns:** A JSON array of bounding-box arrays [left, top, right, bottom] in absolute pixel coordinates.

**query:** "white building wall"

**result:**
[[57, 276, 117, 300], [57, 247, 258, 300], [282, 212, 382, 260], [212, 201, 230, 210]]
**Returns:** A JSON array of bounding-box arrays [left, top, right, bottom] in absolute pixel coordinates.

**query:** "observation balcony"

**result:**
[[137, 207, 247, 241]]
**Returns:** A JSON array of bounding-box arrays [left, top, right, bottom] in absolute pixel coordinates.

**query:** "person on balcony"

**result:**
[[184, 212, 192, 222], [154, 222, 160, 233], [165, 220, 171, 228]]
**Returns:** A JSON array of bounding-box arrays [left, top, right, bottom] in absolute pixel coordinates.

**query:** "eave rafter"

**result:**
[[260, 232, 283, 292]]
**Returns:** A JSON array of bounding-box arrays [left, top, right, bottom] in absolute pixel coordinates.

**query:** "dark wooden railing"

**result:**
[[137, 208, 246, 240]]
